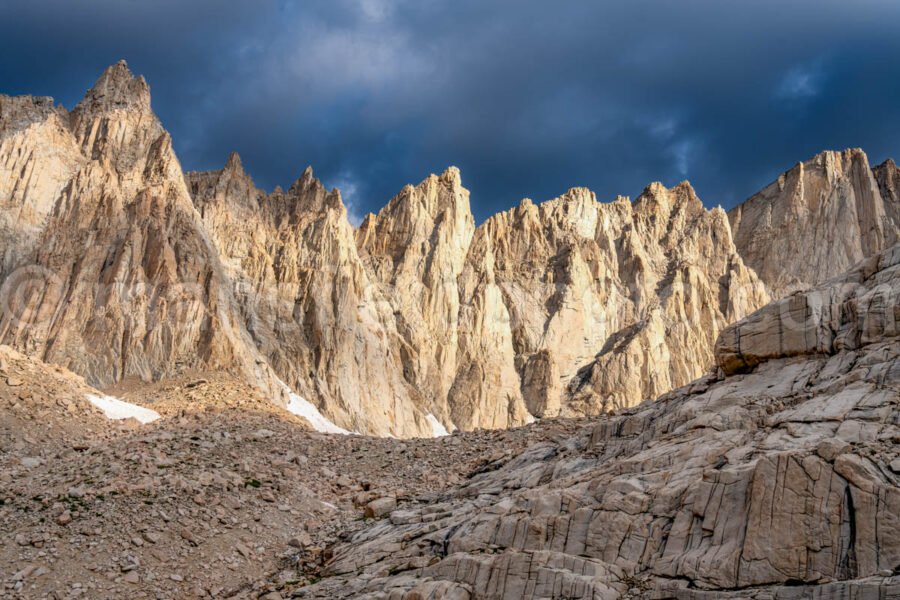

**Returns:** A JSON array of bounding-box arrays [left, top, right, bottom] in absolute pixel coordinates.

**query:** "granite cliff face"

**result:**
[[0, 94, 82, 280], [875, 157, 900, 230], [730, 149, 900, 299], [0, 63, 896, 438], [187, 158, 768, 435], [187, 157, 434, 437], [0, 62, 281, 399], [297, 243, 900, 599], [463, 182, 768, 419], [357, 168, 481, 430]]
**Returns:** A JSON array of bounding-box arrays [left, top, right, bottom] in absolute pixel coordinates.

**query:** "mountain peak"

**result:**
[[288, 165, 321, 194], [440, 165, 462, 187], [809, 148, 870, 174], [75, 60, 151, 115], [632, 180, 703, 225], [224, 151, 244, 173], [637, 180, 698, 203]]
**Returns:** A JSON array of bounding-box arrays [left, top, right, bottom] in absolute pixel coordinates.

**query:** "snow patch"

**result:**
[[426, 413, 449, 437], [279, 383, 350, 435], [85, 394, 160, 424]]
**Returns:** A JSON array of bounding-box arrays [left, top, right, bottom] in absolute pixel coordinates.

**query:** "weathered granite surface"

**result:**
[[730, 149, 900, 299]]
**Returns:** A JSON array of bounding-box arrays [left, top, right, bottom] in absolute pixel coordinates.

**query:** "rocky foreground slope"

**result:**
[[289, 243, 900, 599], [0, 343, 593, 599]]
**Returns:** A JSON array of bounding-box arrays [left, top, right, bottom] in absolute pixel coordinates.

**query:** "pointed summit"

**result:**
[[383, 166, 472, 222], [75, 60, 151, 116], [729, 148, 899, 299], [874, 157, 900, 208], [223, 151, 245, 175], [288, 165, 321, 195], [439, 165, 462, 188], [67, 61, 162, 169], [225, 151, 241, 167], [874, 157, 897, 178], [634, 180, 702, 216]]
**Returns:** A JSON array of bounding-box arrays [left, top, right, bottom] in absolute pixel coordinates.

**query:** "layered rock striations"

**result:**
[[729, 149, 900, 299], [298, 243, 900, 599]]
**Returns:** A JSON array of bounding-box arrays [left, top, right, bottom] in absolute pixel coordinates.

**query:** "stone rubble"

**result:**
[[0, 344, 591, 599]]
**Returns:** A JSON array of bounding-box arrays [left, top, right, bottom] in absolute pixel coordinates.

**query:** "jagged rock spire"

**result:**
[[74, 60, 151, 115], [224, 151, 243, 172], [2, 64, 898, 441]]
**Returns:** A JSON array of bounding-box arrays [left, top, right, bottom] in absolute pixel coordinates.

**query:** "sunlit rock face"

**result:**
[[0, 61, 283, 402], [729, 148, 900, 299], [3, 62, 896, 438], [187, 157, 436, 438], [188, 157, 769, 434], [0, 62, 767, 436], [454, 181, 769, 419], [0, 95, 83, 280]]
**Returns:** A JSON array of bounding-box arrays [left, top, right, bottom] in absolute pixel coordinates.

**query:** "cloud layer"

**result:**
[[2, 0, 899, 220]]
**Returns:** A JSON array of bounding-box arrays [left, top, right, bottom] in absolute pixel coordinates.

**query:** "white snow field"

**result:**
[[285, 390, 351, 434], [85, 394, 161, 424], [426, 413, 449, 437]]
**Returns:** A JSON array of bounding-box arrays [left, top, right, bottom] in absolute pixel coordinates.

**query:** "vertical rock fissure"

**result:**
[[837, 485, 858, 580]]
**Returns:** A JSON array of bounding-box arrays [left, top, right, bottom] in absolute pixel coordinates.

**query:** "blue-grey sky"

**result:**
[[1, 0, 899, 222]]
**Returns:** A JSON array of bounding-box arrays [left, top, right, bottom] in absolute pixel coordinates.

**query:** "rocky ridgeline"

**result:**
[[0, 61, 286, 408], [2, 61, 899, 437], [1, 60, 899, 600], [188, 156, 769, 436], [289, 243, 900, 599]]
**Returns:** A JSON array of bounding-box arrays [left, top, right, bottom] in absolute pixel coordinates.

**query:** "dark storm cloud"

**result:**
[[2, 0, 899, 221]]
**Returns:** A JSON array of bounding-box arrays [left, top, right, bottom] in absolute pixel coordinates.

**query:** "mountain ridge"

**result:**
[[1, 62, 898, 437]]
